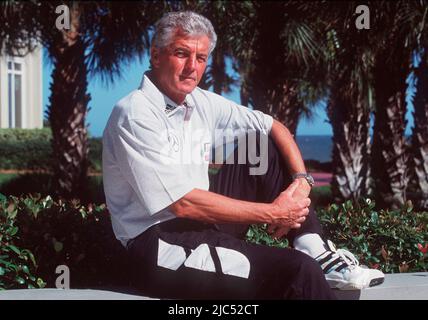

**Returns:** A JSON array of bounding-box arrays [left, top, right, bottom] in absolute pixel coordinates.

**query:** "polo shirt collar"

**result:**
[[139, 72, 195, 117]]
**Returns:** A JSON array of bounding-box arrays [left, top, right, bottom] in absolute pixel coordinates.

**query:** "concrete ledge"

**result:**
[[0, 288, 157, 300], [1, 273, 427, 300], [335, 272, 428, 300]]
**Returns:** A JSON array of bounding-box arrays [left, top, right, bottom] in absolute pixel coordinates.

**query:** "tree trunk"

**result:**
[[211, 48, 226, 95], [410, 51, 428, 209], [252, 81, 301, 136], [372, 55, 409, 209], [240, 81, 250, 107], [328, 82, 371, 202], [46, 4, 90, 200], [246, 2, 301, 135]]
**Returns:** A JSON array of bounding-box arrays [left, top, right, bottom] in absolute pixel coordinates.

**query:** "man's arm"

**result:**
[[267, 119, 312, 238], [170, 180, 310, 229], [270, 119, 311, 195]]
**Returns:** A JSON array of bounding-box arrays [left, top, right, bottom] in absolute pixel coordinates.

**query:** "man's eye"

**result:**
[[175, 51, 187, 57], [197, 56, 207, 63]]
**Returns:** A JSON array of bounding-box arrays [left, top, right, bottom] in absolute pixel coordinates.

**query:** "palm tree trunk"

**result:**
[[372, 56, 409, 209], [211, 49, 226, 95], [410, 50, 428, 209], [328, 83, 371, 202], [252, 81, 301, 136], [47, 4, 90, 200], [240, 82, 250, 107]]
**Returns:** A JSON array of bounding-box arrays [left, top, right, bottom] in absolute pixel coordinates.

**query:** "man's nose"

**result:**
[[184, 55, 196, 72]]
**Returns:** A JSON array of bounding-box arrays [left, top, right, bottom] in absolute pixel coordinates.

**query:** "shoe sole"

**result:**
[[328, 276, 385, 290], [369, 277, 384, 287]]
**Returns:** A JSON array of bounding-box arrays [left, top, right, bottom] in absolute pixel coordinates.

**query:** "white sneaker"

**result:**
[[315, 240, 385, 290]]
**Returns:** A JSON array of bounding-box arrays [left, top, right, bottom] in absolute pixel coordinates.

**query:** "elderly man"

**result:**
[[102, 11, 384, 299]]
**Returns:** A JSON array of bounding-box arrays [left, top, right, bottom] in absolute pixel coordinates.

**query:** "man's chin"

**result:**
[[178, 84, 197, 94]]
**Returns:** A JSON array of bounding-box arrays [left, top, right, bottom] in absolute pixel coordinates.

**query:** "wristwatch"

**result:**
[[292, 173, 315, 187]]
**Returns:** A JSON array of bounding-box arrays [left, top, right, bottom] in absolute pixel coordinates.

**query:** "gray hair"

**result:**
[[152, 11, 217, 55]]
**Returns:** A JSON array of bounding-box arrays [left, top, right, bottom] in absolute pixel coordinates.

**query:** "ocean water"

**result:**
[[216, 135, 333, 163], [296, 135, 332, 162]]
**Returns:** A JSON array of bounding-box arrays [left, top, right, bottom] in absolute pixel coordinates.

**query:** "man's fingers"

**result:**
[[267, 224, 277, 234], [272, 227, 290, 239], [297, 198, 311, 208], [284, 180, 300, 196], [297, 216, 306, 223]]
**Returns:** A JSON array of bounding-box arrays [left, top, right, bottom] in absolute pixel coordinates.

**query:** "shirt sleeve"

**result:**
[[207, 91, 273, 141], [112, 117, 195, 216]]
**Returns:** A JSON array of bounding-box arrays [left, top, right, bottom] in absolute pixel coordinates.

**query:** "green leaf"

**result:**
[[7, 204, 17, 220], [8, 245, 21, 255], [9, 226, 18, 236], [370, 212, 378, 224], [15, 276, 25, 285], [0, 267, 5, 276], [21, 265, 30, 275], [37, 278, 46, 288]]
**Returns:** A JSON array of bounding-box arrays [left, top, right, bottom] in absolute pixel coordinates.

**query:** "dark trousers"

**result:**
[[127, 134, 336, 300]]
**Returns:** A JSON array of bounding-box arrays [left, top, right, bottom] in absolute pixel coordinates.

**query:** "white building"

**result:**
[[0, 46, 43, 129]]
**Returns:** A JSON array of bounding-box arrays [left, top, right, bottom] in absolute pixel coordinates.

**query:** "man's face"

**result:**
[[151, 30, 210, 104]]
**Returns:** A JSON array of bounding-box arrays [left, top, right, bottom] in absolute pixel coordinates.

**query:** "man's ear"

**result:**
[[150, 46, 160, 68]]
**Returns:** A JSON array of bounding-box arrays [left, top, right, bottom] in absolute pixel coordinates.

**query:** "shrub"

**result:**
[[0, 173, 105, 205], [1, 193, 426, 290], [0, 193, 46, 289], [317, 198, 427, 273], [246, 198, 427, 273], [0, 128, 53, 170], [0, 193, 128, 289], [0, 128, 102, 172], [246, 224, 289, 248]]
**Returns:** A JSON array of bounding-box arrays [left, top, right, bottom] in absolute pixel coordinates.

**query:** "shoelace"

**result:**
[[326, 240, 360, 270]]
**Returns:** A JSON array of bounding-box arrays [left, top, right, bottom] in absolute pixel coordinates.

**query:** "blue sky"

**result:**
[[42, 50, 414, 138]]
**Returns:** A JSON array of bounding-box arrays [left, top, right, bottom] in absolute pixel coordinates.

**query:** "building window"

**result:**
[[7, 57, 24, 128]]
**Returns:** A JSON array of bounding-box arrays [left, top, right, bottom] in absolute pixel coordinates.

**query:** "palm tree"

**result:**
[[1, 1, 165, 199], [410, 49, 428, 209], [317, 2, 374, 202], [230, 1, 321, 135], [370, 1, 426, 208]]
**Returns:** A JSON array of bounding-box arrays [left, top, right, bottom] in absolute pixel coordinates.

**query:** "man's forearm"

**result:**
[[270, 119, 307, 175], [170, 188, 275, 225]]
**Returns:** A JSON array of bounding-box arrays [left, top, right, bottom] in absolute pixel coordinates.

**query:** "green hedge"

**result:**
[[1, 193, 426, 290], [247, 198, 427, 273], [0, 128, 53, 170], [318, 199, 427, 273], [0, 128, 102, 171], [0, 193, 128, 290], [0, 173, 105, 205]]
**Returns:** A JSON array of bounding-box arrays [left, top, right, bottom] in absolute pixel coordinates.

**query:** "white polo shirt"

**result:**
[[102, 73, 273, 246]]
